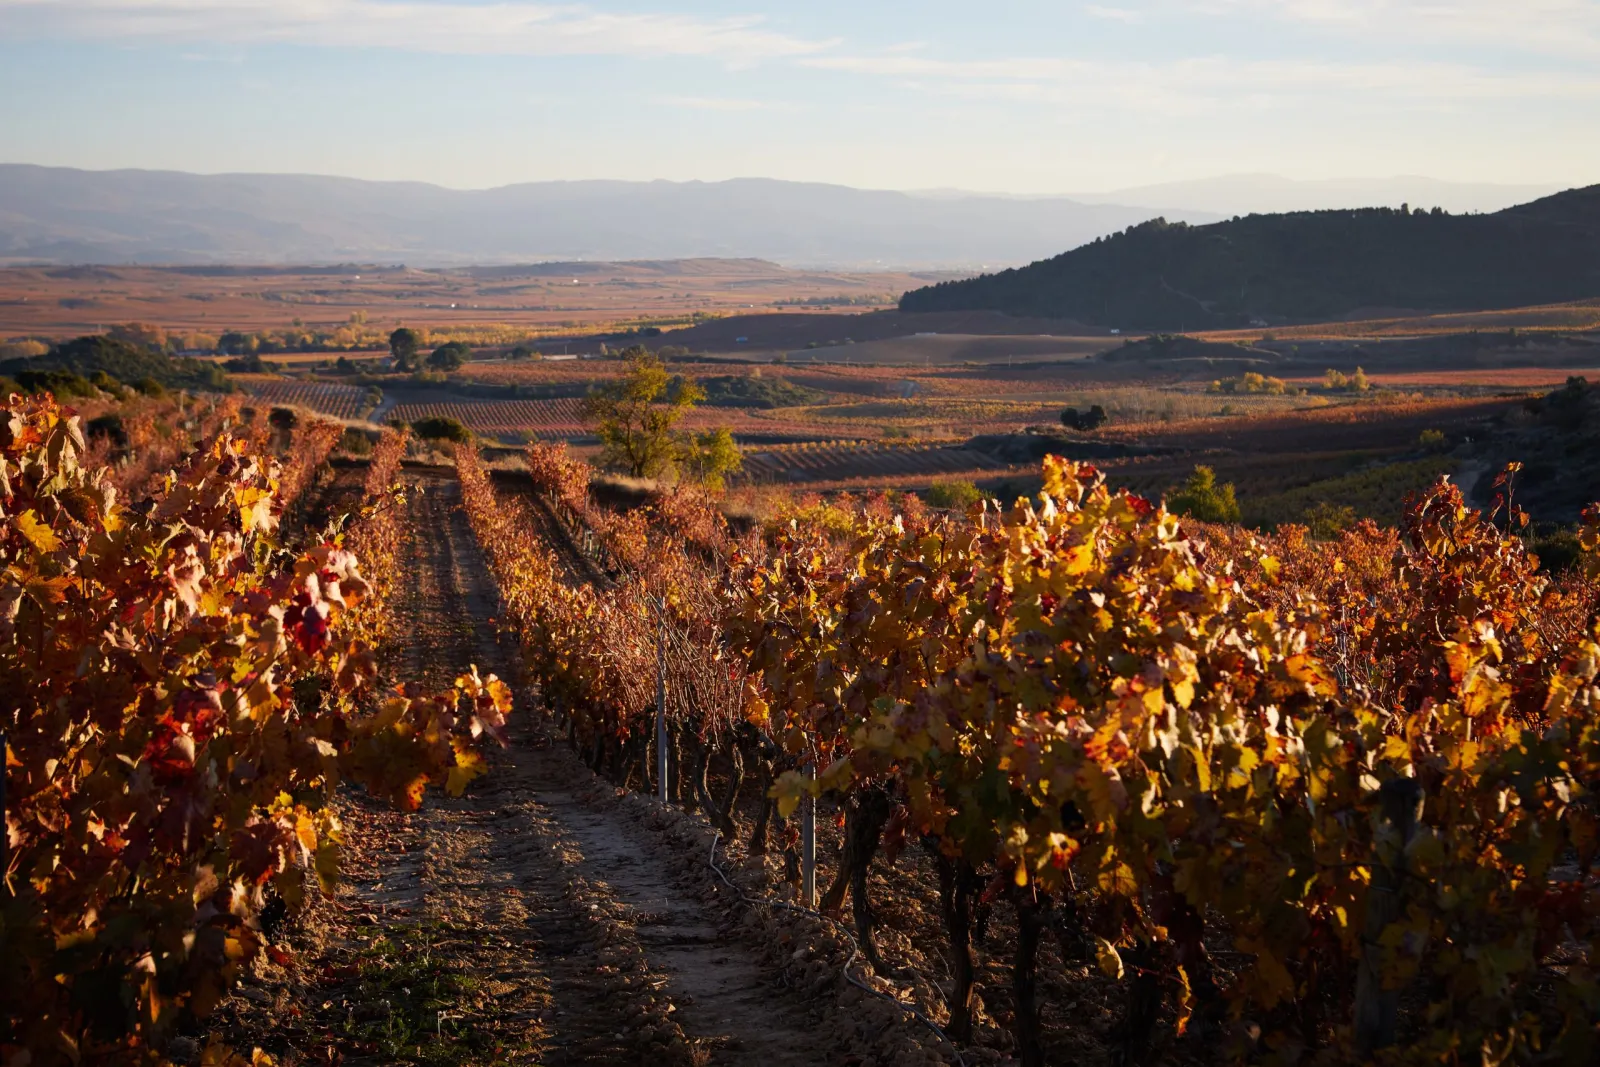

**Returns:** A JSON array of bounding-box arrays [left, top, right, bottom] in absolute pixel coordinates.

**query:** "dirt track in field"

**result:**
[[401, 468, 830, 1065], [214, 467, 838, 1065]]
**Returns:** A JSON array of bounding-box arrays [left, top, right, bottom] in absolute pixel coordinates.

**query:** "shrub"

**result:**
[[1530, 528, 1582, 573], [1060, 404, 1109, 431], [1323, 367, 1371, 393], [1418, 428, 1447, 451], [132, 376, 166, 397], [0, 339, 48, 360], [1168, 465, 1241, 523], [15, 369, 99, 399], [86, 412, 129, 450], [89, 370, 126, 398], [1304, 501, 1357, 540], [1210, 371, 1287, 396], [926, 479, 983, 510], [411, 416, 473, 443], [339, 427, 375, 455], [224, 354, 275, 373], [428, 341, 473, 371], [695, 374, 825, 409]]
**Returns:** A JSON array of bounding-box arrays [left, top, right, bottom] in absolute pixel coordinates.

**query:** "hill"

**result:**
[[0, 165, 1216, 270], [0, 335, 230, 391], [900, 186, 1600, 330]]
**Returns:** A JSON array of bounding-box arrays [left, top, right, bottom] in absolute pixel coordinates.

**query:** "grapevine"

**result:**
[[490, 437, 1600, 1065], [1, 396, 508, 1061]]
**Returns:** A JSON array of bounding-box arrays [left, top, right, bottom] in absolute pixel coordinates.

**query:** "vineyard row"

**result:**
[[461, 438, 1600, 1066]]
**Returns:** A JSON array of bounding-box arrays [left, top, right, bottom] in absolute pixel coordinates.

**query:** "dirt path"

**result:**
[[212, 466, 845, 1065], [404, 468, 827, 1065]]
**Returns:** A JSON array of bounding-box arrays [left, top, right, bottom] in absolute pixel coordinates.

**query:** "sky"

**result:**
[[1, 0, 1598, 194]]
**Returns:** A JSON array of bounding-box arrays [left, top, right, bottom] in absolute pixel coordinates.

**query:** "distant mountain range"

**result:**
[[0, 165, 1223, 270], [900, 185, 1600, 330]]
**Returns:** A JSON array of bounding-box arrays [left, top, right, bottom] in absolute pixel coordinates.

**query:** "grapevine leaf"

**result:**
[[16, 508, 61, 553], [1094, 937, 1124, 980]]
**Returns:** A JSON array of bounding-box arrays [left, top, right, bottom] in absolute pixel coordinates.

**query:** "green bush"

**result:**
[[691, 374, 825, 409], [1304, 501, 1357, 540], [16, 369, 99, 399], [1168, 465, 1241, 523], [1529, 528, 1582, 573], [428, 342, 473, 371], [411, 416, 472, 443], [89, 370, 127, 398], [4, 335, 227, 392], [925, 479, 983, 510], [1244, 456, 1457, 530], [225, 354, 276, 373], [339, 427, 375, 455]]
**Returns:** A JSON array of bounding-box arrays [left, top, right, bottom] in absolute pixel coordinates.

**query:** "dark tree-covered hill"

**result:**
[[899, 186, 1600, 330]]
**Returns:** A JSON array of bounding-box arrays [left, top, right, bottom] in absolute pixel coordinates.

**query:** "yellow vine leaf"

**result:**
[[1094, 937, 1124, 980], [16, 508, 60, 553]]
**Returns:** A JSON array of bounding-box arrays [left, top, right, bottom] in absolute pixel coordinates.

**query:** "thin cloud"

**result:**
[[1179, 1, 1600, 59], [1083, 4, 1145, 22], [0, 0, 830, 61], [801, 52, 1600, 113], [654, 95, 792, 112]]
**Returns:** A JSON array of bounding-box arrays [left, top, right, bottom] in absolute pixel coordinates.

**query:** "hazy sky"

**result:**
[[2, 0, 1597, 193]]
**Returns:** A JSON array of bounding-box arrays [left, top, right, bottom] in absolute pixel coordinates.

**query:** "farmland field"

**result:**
[[237, 377, 376, 419], [0, 260, 950, 342], [736, 440, 1022, 485], [389, 397, 591, 435]]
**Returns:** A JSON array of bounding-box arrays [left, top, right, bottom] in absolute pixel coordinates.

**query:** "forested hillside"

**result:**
[[900, 185, 1600, 329]]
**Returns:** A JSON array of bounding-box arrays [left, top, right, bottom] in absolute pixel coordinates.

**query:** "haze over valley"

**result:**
[[0, 165, 1567, 270]]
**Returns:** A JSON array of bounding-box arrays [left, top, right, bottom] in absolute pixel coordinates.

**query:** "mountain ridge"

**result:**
[[899, 186, 1600, 330], [0, 165, 1217, 270]]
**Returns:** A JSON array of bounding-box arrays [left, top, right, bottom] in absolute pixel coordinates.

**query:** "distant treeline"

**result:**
[[0, 335, 229, 395], [900, 186, 1600, 330]]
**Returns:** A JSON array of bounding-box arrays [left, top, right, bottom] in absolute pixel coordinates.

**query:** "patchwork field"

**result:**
[[736, 440, 1023, 486], [235, 378, 377, 419], [0, 260, 955, 342]]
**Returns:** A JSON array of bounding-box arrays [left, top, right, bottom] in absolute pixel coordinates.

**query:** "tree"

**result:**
[[583, 347, 706, 479], [682, 427, 743, 491], [389, 327, 421, 370], [428, 341, 472, 371], [1168, 465, 1241, 523]]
